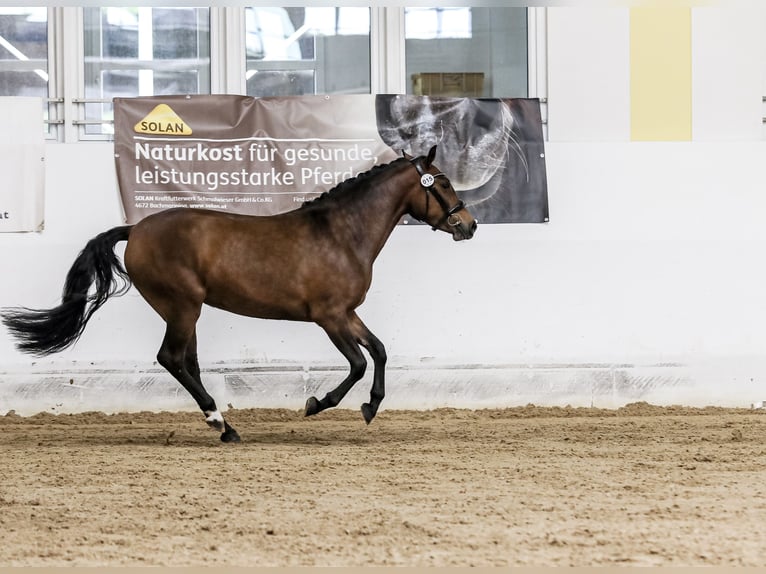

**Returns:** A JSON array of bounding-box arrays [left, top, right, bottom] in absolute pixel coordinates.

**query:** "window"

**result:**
[[0, 7, 56, 137], [0, 8, 48, 98], [82, 7, 210, 136], [405, 7, 528, 98], [0, 7, 539, 142], [245, 7, 371, 97]]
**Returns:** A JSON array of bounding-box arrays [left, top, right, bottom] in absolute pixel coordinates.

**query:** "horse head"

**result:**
[[405, 145, 477, 241]]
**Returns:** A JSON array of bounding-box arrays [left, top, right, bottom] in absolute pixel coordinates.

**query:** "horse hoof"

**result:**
[[361, 403, 377, 425], [305, 396, 322, 417], [221, 427, 241, 443]]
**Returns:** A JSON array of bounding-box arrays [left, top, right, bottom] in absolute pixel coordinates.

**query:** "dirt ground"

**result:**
[[1, 402, 765, 567]]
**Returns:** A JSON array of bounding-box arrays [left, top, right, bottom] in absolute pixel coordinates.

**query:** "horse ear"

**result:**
[[401, 149, 413, 160], [425, 145, 437, 167]]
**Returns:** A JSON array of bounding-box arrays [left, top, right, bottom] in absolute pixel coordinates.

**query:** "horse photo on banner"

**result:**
[[375, 95, 548, 224], [113, 94, 547, 225], [0, 97, 45, 232]]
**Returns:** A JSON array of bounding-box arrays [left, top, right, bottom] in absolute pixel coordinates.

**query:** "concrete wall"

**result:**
[[1, 5, 766, 415]]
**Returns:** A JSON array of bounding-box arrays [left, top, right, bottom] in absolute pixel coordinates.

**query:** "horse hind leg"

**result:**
[[158, 320, 240, 443], [184, 330, 240, 442]]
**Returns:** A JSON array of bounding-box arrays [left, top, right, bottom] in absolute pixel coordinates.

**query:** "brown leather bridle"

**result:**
[[410, 155, 465, 231]]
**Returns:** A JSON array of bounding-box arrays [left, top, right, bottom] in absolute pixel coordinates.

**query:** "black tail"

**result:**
[[1, 225, 133, 356]]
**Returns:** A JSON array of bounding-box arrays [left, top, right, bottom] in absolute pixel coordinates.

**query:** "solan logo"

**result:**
[[134, 104, 192, 136]]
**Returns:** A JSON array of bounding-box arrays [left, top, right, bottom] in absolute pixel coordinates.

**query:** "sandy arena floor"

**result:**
[[1, 403, 765, 566]]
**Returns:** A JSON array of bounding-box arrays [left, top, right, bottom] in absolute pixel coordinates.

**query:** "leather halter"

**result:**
[[410, 156, 465, 231]]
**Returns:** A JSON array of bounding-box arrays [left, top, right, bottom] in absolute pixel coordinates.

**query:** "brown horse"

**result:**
[[1, 146, 477, 442]]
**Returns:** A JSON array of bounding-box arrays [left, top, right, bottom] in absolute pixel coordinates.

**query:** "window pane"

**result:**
[[0, 7, 51, 136], [406, 7, 527, 98], [405, 7, 471, 39], [246, 7, 370, 97], [83, 7, 210, 135], [0, 8, 48, 98]]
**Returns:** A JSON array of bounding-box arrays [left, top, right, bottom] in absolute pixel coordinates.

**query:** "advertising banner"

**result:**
[[0, 97, 45, 232], [113, 94, 547, 225]]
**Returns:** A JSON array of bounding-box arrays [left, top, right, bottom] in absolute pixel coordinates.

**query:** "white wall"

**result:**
[[692, 7, 763, 140], [547, 7, 630, 141], [2, 5, 766, 416]]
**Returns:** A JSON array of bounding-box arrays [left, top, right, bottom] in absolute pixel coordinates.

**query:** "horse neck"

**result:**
[[330, 161, 416, 265]]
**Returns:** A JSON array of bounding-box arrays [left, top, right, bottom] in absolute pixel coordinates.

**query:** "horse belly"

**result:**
[[204, 256, 366, 323], [203, 270, 312, 321]]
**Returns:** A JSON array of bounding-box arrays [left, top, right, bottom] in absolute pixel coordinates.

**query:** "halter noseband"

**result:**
[[410, 156, 465, 231]]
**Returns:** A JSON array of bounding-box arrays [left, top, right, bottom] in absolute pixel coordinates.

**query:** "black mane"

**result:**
[[299, 156, 409, 208]]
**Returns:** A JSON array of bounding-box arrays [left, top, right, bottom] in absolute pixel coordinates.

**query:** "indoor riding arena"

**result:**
[[2, 3, 766, 568]]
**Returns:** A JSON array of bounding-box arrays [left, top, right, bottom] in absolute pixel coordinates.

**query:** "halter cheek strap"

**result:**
[[411, 158, 465, 231]]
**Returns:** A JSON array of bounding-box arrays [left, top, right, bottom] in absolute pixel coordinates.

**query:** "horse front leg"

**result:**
[[305, 321, 367, 418], [357, 327, 387, 424], [305, 313, 387, 424]]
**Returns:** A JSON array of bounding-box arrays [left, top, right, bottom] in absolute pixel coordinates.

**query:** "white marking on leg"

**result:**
[[204, 410, 225, 431]]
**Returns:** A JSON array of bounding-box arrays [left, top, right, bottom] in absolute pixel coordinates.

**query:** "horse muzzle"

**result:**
[[451, 215, 478, 241]]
